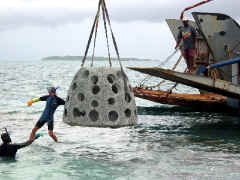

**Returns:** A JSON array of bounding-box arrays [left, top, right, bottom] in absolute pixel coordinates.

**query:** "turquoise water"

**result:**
[[1, 60, 240, 180]]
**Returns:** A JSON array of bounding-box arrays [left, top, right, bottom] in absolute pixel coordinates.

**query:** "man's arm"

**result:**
[[27, 95, 49, 106], [40, 95, 49, 101], [175, 39, 182, 49], [175, 30, 182, 49], [13, 134, 41, 150], [57, 97, 65, 105], [12, 139, 35, 150]]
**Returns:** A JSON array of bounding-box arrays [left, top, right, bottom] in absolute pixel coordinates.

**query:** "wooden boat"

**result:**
[[133, 88, 229, 111]]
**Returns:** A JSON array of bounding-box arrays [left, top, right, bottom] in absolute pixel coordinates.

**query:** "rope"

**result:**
[[163, 67, 188, 93], [91, 16, 100, 67], [82, 0, 122, 69], [81, 0, 129, 96], [101, 3, 112, 67], [102, 0, 123, 69], [81, 0, 102, 67], [138, 48, 180, 87], [147, 55, 183, 89], [101, 0, 130, 95]]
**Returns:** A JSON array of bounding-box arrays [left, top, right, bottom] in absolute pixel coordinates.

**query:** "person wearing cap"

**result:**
[[27, 87, 65, 142], [0, 128, 40, 158], [175, 17, 197, 73]]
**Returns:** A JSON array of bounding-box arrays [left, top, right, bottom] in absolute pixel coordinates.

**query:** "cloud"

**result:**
[[0, 0, 239, 30], [0, 0, 95, 30], [110, 0, 240, 22]]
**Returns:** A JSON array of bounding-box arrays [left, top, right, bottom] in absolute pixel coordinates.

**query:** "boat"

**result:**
[[133, 87, 229, 111], [129, 0, 240, 110]]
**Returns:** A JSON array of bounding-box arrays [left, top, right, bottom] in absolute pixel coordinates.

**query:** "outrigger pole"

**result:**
[[180, 0, 214, 19]]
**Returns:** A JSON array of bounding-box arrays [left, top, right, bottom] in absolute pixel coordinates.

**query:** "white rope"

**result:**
[[138, 48, 180, 87]]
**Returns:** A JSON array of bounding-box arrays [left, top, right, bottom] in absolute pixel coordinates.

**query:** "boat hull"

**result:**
[[133, 87, 230, 110]]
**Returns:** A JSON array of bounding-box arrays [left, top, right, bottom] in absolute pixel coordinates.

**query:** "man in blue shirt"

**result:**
[[28, 87, 65, 142], [175, 17, 197, 73]]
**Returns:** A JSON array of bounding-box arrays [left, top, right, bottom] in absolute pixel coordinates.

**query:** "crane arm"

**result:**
[[180, 0, 214, 19]]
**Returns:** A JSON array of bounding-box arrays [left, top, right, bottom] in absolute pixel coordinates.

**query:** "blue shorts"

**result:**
[[36, 119, 54, 131]]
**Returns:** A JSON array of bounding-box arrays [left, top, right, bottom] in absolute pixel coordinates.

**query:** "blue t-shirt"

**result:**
[[177, 25, 197, 50], [39, 95, 65, 122]]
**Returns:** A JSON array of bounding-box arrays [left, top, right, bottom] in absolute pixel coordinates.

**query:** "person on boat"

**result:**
[[27, 87, 65, 142], [175, 17, 197, 73], [0, 128, 40, 158]]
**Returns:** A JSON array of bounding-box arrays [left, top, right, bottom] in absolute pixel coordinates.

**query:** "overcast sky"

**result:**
[[0, 0, 239, 61]]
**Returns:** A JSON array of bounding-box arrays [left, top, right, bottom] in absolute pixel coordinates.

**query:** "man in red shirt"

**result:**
[[175, 17, 197, 73]]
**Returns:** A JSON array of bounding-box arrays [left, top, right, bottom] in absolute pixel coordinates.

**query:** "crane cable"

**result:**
[[82, 0, 123, 70], [91, 15, 100, 67], [81, 0, 102, 67], [146, 54, 183, 90], [138, 47, 181, 87]]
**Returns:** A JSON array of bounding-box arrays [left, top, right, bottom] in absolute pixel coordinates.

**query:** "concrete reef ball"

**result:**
[[63, 67, 137, 128]]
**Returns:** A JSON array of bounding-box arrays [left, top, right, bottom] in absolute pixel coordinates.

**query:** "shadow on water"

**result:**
[[135, 105, 240, 153], [0, 157, 17, 163], [133, 123, 240, 153], [137, 105, 239, 116]]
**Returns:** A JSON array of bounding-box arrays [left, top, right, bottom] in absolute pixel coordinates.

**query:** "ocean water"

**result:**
[[1, 59, 240, 180]]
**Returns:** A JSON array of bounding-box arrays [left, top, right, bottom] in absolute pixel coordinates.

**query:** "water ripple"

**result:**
[[1, 61, 240, 179]]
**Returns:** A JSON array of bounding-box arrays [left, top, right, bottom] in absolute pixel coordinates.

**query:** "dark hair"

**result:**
[[47, 87, 56, 94], [1, 133, 11, 143]]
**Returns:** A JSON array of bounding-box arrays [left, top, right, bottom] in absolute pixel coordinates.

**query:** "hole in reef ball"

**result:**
[[108, 111, 119, 121], [89, 110, 99, 121], [72, 83, 77, 90], [91, 100, 99, 107], [108, 98, 115, 105], [73, 108, 86, 117], [107, 74, 116, 84], [66, 96, 69, 102], [92, 85, 100, 95], [125, 109, 131, 118], [64, 109, 67, 116], [125, 93, 131, 103], [112, 83, 120, 94], [78, 93, 85, 101], [82, 70, 90, 78], [91, 75, 98, 84], [117, 71, 123, 78]]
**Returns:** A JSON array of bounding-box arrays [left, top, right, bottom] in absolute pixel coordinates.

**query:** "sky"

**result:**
[[0, 0, 239, 61]]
